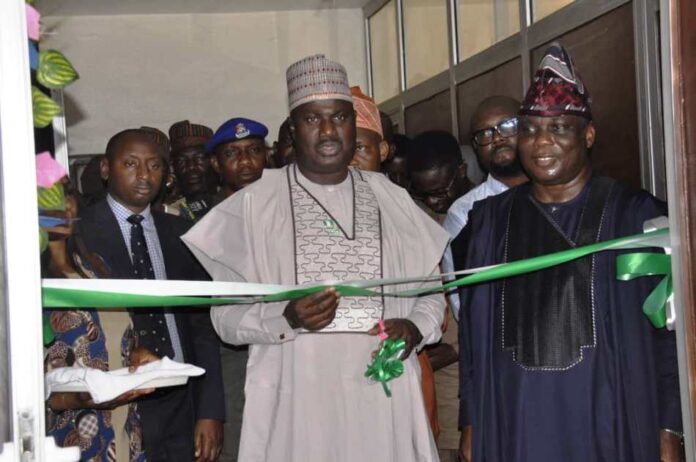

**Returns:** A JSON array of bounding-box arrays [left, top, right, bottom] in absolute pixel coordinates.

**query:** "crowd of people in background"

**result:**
[[42, 44, 682, 462]]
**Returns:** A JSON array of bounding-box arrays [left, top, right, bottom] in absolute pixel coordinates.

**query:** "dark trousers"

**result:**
[[139, 385, 195, 461], [219, 344, 248, 462]]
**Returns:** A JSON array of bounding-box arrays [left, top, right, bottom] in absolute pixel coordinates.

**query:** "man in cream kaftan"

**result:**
[[183, 163, 448, 462], [184, 53, 449, 462]]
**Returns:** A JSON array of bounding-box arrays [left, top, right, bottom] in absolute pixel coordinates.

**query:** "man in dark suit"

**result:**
[[78, 128, 224, 462]]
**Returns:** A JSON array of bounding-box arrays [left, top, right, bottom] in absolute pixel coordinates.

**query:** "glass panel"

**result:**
[[458, 0, 520, 61], [403, 0, 449, 88], [404, 90, 452, 137], [533, 0, 575, 22], [369, 1, 400, 103]]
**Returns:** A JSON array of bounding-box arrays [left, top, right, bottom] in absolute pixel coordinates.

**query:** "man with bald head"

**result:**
[[78, 129, 224, 462], [445, 96, 527, 240], [441, 95, 528, 317], [184, 54, 449, 461]]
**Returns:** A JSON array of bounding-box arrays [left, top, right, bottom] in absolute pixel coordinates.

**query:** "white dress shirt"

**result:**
[[107, 194, 184, 362]]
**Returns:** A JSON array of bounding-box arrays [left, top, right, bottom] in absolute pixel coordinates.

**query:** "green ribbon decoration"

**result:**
[[41, 228, 674, 353], [37, 49, 80, 90], [37, 182, 66, 211], [364, 338, 405, 397], [43, 312, 55, 345], [616, 253, 672, 328], [31, 85, 61, 128], [42, 228, 671, 308], [42, 285, 377, 309], [39, 227, 48, 253]]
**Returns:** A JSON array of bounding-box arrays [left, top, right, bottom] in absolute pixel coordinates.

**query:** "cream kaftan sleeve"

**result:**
[[185, 251, 297, 346], [182, 186, 299, 346], [406, 269, 446, 350]]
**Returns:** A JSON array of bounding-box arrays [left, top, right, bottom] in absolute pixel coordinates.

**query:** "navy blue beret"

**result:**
[[206, 118, 269, 153]]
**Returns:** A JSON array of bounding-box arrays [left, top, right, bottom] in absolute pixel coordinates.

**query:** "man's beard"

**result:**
[[489, 155, 523, 178]]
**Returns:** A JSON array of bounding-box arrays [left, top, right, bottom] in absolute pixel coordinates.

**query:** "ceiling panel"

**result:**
[[36, 0, 371, 16]]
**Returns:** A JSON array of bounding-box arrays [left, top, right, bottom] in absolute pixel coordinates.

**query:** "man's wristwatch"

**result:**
[[662, 428, 685, 446]]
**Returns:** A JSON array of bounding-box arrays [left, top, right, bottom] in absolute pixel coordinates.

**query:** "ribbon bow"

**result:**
[[364, 338, 406, 397], [616, 252, 672, 328]]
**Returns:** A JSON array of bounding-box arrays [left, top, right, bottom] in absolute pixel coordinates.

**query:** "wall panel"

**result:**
[[404, 90, 452, 137], [42, 9, 368, 155]]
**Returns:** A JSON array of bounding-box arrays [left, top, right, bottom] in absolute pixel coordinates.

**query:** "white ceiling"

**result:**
[[36, 0, 372, 16]]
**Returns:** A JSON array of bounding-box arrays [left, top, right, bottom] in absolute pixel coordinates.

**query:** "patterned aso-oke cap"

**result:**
[[168, 120, 213, 153], [286, 54, 352, 111], [140, 126, 171, 160], [520, 42, 592, 120], [351, 86, 383, 139]]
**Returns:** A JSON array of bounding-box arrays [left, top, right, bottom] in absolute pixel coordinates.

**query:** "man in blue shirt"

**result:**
[[442, 96, 528, 318]]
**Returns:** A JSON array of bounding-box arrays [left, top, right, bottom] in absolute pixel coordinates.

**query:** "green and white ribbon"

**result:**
[[41, 227, 675, 396], [43, 228, 671, 327]]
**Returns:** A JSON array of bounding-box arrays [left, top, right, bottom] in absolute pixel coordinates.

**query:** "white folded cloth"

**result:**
[[45, 357, 205, 404]]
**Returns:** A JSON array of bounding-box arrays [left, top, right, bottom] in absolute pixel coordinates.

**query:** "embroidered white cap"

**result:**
[[286, 54, 352, 111]]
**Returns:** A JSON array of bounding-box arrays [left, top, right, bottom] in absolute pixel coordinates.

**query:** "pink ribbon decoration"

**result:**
[[378, 319, 388, 341], [26, 4, 41, 42], [36, 152, 67, 188]]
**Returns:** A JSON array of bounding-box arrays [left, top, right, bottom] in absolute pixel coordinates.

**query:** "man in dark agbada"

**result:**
[[453, 43, 682, 462]]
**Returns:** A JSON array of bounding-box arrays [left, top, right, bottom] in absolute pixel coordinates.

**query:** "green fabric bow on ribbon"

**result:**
[[364, 338, 406, 397], [616, 252, 673, 329]]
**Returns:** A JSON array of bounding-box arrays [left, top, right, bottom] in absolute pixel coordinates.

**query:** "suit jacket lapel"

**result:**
[[89, 200, 134, 279]]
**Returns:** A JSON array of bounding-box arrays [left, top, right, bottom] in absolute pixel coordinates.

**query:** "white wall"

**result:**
[[42, 9, 368, 155]]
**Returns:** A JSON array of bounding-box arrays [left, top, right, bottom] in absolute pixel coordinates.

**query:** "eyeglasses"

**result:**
[[471, 117, 518, 146], [409, 170, 457, 202]]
